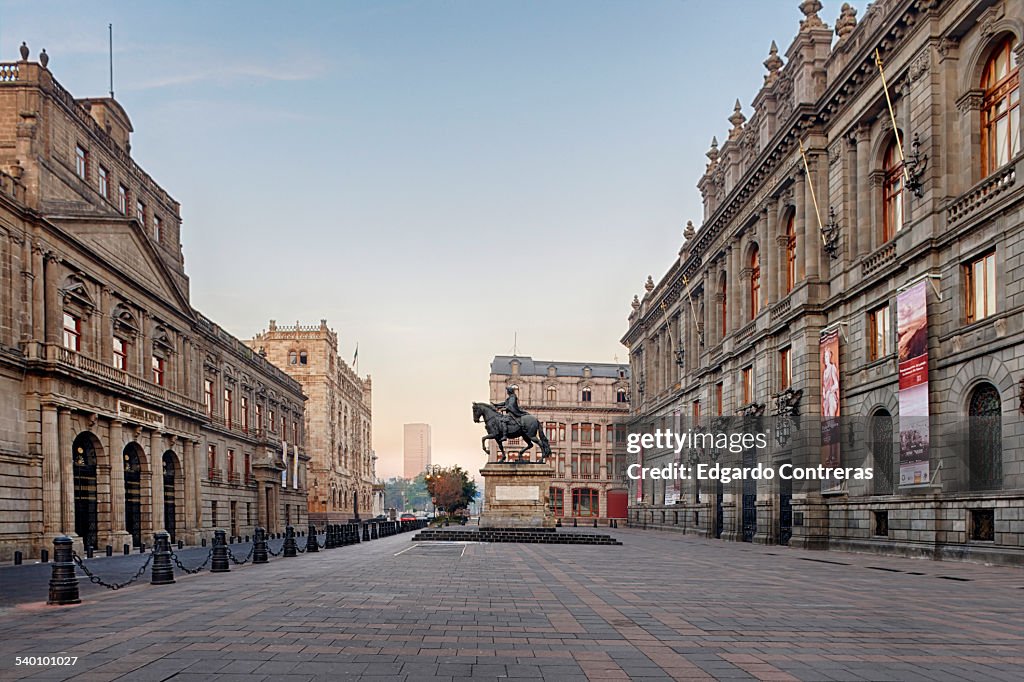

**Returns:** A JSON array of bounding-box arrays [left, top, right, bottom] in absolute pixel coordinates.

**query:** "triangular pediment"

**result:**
[[51, 218, 192, 317]]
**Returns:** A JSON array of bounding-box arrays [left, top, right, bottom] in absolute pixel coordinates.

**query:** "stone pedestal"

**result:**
[[479, 462, 554, 528]]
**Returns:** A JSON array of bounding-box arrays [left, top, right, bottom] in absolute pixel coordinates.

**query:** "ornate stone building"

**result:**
[[488, 356, 631, 521], [623, 0, 1024, 564], [248, 321, 375, 522], [0, 48, 308, 561]]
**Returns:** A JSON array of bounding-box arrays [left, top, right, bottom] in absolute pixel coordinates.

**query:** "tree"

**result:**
[[424, 466, 477, 515], [383, 475, 430, 512]]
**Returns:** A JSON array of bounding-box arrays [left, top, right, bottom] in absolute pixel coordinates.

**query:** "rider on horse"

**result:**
[[492, 386, 527, 436]]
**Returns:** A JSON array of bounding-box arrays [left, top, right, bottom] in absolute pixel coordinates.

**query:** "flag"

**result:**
[[353, 343, 359, 369]]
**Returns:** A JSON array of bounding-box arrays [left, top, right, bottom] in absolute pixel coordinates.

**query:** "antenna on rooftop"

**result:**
[[108, 24, 114, 99]]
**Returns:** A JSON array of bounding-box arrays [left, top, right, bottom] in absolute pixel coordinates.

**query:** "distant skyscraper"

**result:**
[[403, 424, 432, 479]]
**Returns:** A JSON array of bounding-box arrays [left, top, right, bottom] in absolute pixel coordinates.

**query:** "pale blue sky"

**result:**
[[1, 1, 854, 478]]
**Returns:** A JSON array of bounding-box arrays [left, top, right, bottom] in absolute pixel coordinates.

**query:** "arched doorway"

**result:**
[[72, 432, 99, 550], [123, 443, 144, 547], [871, 409, 894, 494], [968, 383, 1002, 490], [162, 451, 179, 542]]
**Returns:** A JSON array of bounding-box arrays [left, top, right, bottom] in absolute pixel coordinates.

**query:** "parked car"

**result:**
[[400, 513, 417, 522]]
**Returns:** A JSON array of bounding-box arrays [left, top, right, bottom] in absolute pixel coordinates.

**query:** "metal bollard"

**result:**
[[151, 532, 175, 585], [139, 544, 146, 553], [41, 549, 49, 563], [106, 545, 113, 556], [85, 546, 94, 559], [14, 550, 22, 565], [253, 527, 269, 564], [123, 544, 130, 555], [573, 518, 578, 527], [323, 524, 335, 549], [283, 525, 297, 558], [362, 523, 370, 542], [211, 529, 230, 573], [306, 524, 319, 553], [556, 518, 562, 527], [47, 536, 80, 605], [594, 519, 598, 528], [370, 523, 378, 540], [178, 540, 184, 550], [245, 535, 250, 543]]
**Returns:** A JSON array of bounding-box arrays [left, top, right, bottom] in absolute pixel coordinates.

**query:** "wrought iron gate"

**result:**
[[779, 468, 792, 546]]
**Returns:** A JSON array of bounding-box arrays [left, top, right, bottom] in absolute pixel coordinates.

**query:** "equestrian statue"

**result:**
[[473, 387, 551, 463]]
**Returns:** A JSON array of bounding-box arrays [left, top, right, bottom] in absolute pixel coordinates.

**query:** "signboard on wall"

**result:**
[[897, 280, 930, 486], [117, 401, 165, 429], [819, 327, 842, 493]]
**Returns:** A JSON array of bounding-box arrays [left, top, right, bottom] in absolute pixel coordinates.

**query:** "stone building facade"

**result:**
[[248, 321, 375, 523], [488, 356, 631, 521], [623, 0, 1024, 564], [0, 49, 308, 560]]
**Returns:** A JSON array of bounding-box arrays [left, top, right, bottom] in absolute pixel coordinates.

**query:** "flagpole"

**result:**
[[874, 48, 910, 182], [798, 139, 829, 249]]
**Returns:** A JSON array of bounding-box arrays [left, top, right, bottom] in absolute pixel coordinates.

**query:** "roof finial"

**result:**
[[683, 220, 696, 241], [706, 136, 719, 169], [799, 0, 826, 31], [763, 40, 783, 84], [645, 275, 655, 292], [835, 3, 858, 40], [728, 99, 746, 139]]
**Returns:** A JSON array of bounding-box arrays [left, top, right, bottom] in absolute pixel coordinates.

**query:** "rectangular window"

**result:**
[[581, 423, 592, 444], [715, 382, 723, 416], [136, 200, 146, 227], [779, 347, 792, 390], [152, 355, 165, 386], [62, 312, 81, 351], [244, 453, 251, 485], [594, 424, 602, 443], [868, 305, 891, 361], [211, 500, 218, 528], [241, 396, 249, 432], [75, 145, 88, 180], [545, 422, 558, 441], [153, 215, 162, 243], [246, 501, 252, 526], [112, 336, 128, 370], [255, 403, 263, 431], [965, 252, 997, 324], [224, 388, 233, 427], [270, 409, 277, 432], [742, 367, 753, 405], [571, 424, 579, 442], [549, 487, 564, 517], [207, 444, 217, 479], [118, 184, 128, 214], [230, 501, 238, 536], [558, 423, 566, 441], [692, 400, 700, 422], [227, 449, 235, 479], [293, 421, 298, 444], [204, 379, 214, 417], [98, 166, 109, 198]]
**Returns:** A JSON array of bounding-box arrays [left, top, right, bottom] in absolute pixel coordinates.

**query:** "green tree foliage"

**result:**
[[383, 475, 430, 512], [424, 466, 478, 515]]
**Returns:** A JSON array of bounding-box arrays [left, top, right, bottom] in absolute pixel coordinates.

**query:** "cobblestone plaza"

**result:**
[[2, 530, 1023, 681]]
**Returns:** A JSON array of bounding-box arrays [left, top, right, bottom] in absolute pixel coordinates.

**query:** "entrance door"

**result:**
[[124, 445, 142, 547], [714, 480, 724, 539], [741, 448, 757, 542], [779, 463, 792, 546], [72, 433, 99, 550], [162, 452, 177, 542]]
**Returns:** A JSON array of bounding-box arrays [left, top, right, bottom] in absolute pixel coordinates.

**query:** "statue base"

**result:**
[[479, 461, 555, 528]]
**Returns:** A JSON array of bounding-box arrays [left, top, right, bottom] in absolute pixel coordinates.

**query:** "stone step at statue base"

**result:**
[[411, 528, 622, 545]]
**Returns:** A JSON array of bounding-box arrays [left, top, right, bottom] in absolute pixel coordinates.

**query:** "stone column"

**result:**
[[138, 311, 148, 380], [58, 409, 76, 538], [192, 441, 204, 529], [793, 172, 806, 286], [98, 286, 111, 363], [150, 431, 165, 534], [44, 253, 61, 345], [108, 420, 128, 540], [41, 404, 61, 536], [803, 160, 819, 281], [761, 204, 774, 308], [729, 242, 741, 332], [31, 245, 44, 342], [855, 125, 872, 258], [846, 135, 859, 260], [703, 266, 713, 347]]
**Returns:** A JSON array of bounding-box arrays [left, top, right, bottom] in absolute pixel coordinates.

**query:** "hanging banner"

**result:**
[[281, 441, 288, 487], [635, 446, 644, 503], [665, 411, 681, 505], [898, 280, 930, 485], [819, 327, 842, 492]]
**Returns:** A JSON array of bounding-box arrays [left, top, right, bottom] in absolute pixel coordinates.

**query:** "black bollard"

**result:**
[[573, 518, 578, 528], [85, 546, 94, 559], [151, 532, 175, 585], [306, 524, 319, 553], [106, 545, 113, 557], [41, 549, 49, 563], [201, 538, 207, 548], [283, 525, 297, 558], [123, 544, 129, 555], [178, 540, 184, 550], [47, 536, 80, 605], [211, 529, 230, 573], [139, 543, 146, 553], [370, 523, 378, 540], [556, 518, 562, 527], [323, 524, 335, 550], [253, 527, 269, 564], [14, 550, 22, 565], [362, 523, 370, 542], [594, 519, 598, 528], [245, 535, 250, 543]]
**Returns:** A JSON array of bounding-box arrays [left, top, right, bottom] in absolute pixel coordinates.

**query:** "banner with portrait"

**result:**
[[898, 280, 930, 485], [665, 410, 681, 505], [819, 327, 842, 492]]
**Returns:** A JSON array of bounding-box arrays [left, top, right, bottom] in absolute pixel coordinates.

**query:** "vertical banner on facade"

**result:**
[[820, 327, 842, 493], [665, 411, 681, 505], [282, 441, 288, 487], [636, 447, 644, 503], [293, 444, 299, 490], [898, 280, 930, 485]]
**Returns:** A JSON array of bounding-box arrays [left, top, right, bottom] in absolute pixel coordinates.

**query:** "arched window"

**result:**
[[882, 136, 905, 242], [870, 409, 894, 495], [616, 387, 628, 403], [719, 274, 728, 336], [968, 383, 1002, 491], [981, 37, 1020, 175], [581, 387, 592, 403], [288, 351, 297, 365], [785, 214, 797, 293], [749, 246, 760, 319], [299, 351, 308, 365], [546, 386, 556, 401]]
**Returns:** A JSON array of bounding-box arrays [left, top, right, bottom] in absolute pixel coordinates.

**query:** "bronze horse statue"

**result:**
[[473, 402, 551, 463]]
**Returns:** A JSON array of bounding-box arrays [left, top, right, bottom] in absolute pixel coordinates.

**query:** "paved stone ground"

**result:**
[[0, 528, 1023, 681]]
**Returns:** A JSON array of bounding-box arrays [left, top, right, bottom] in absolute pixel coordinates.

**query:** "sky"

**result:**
[[0, 1, 856, 479]]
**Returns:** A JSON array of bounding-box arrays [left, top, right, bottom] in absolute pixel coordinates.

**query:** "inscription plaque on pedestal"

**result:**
[[479, 463, 554, 528]]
